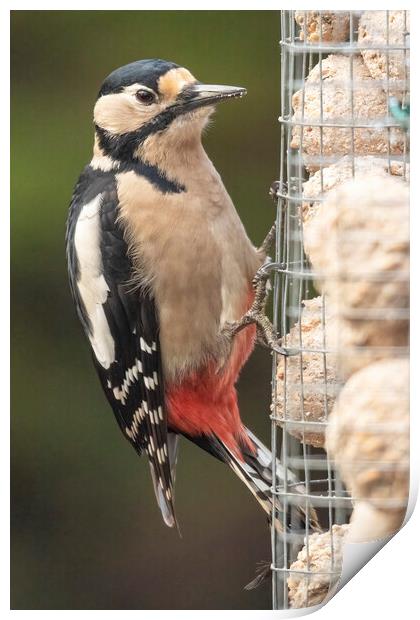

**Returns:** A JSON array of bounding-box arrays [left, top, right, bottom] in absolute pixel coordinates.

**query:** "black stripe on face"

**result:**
[[95, 123, 145, 161], [94, 96, 181, 157], [94, 85, 213, 162]]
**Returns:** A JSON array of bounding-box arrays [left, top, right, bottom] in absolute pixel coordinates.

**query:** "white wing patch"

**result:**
[[74, 194, 115, 369]]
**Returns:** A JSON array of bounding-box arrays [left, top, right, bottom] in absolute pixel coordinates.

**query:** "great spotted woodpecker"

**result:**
[[66, 59, 318, 534]]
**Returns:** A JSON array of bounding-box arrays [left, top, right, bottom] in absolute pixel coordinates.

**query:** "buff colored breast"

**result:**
[[116, 162, 262, 382]]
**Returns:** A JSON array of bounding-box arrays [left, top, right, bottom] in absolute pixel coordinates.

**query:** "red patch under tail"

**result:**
[[166, 322, 257, 459]]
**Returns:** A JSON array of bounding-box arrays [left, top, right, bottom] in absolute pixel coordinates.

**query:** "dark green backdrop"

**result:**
[[11, 10, 280, 609]]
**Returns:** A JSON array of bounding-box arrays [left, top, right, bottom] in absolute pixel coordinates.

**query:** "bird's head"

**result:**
[[93, 59, 246, 163]]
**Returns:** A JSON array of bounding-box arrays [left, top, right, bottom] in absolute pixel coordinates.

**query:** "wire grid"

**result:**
[[270, 10, 410, 610]]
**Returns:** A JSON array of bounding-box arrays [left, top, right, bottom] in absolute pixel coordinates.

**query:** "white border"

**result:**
[[4, 1, 419, 617]]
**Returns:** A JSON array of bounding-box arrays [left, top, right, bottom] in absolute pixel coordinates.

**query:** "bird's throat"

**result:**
[[135, 124, 208, 184]]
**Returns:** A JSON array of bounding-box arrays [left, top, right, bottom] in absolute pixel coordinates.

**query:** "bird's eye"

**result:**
[[135, 89, 156, 105]]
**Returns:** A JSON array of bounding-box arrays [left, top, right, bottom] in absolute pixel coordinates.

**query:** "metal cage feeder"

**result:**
[[270, 10, 410, 610]]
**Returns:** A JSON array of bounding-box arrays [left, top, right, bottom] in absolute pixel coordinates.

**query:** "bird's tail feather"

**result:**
[[150, 432, 180, 529], [184, 427, 320, 532], [223, 427, 321, 533]]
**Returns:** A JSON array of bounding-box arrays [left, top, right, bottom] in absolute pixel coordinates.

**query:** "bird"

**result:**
[[66, 58, 319, 534]]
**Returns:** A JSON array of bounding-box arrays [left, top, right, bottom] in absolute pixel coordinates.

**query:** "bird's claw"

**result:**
[[258, 223, 276, 255], [269, 180, 283, 203], [224, 309, 288, 356], [223, 256, 291, 356]]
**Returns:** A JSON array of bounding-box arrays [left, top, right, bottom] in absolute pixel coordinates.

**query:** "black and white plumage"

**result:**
[[194, 428, 320, 534], [66, 165, 177, 526], [66, 59, 320, 542]]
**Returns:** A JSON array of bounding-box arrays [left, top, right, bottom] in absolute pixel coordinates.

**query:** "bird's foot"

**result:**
[[222, 264, 287, 355]]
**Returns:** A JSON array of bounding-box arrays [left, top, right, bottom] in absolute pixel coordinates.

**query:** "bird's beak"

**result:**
[[178, 83, 247, 112]]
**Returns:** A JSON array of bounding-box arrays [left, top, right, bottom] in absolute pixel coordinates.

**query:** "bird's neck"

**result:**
[[135, 127, 210, 184], [92, 128, 213, 188]]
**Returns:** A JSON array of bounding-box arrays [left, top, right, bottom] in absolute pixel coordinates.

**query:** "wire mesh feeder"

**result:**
[[269, 10, 410, 610]]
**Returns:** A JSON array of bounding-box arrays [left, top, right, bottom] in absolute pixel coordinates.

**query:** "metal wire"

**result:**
[[271, 10, 410, 610]]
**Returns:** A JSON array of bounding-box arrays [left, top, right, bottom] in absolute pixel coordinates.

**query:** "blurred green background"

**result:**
[[11, 10, 280, 610]]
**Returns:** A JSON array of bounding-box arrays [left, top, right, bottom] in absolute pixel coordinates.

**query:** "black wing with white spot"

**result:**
[[66, 165, 176, 527]]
